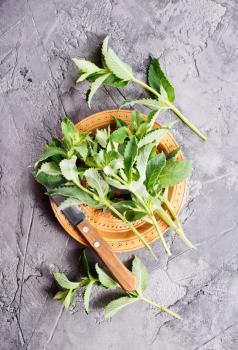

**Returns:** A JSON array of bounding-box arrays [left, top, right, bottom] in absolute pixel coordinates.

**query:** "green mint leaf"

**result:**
[[136, 144, 155, 183], [105, 177, 127, 190], [133, 110, 161, 140], [53, 272, 81, 290], [112, 200, 137, 212], [47, 141, 64, 164], [166, 147, 181, 161], [135, 122, 150, 140], [104, 158, 124, 176], [121, 98, 166, 110], [110, 126, 128, 144], [158, 160, 192, 188], [76, 72, 92, 83], [95, 129, 108, 148], [59, 156, 79, 183], [146, 110, 160, 131], [57, 197, 82, 211], [124, 209, 146, 222], [96, 149, 105, 165], [112, 115, 128, 128], [35, 172, 64, 189], [148, 57, 161, 94], [102, 37, 134, 81], [61, 116, 76, 137], [87, 73, 110, 107], [83, 280, 95, 313], [104, 296, 137, 318], [129, 181, 150, 198], [49, 137, 62, 148], [132, 256, 148, 294], [81, 251, 92, 279], [74, 143, 88, 161], [130, 110, 143, 131], [124, 136, 138, 182], [84, 168, 109, 198], [75, 131, 89, 144], [102, 36, 109, 58], [148, 57, 175, 102], [95, 264, 118, 289], [37, 162, 61, 176], [72, 58, 101, 77], [138, 128, 169, 148], [53, 290, 68, 301], [49, 186, 102, 208], [63, 290, 72, 309], [84, 157, 98, 168], [145, 152, 166, 191], [61, 117, 80, 150], [34, 146, 66, 168], [104, 150, 120, 165], [104, 73, 128, 87], [86, 71, 106, 83], [79, 277, 92, 288], [70, 289, 78, 306], [90, 140, 100, 158]]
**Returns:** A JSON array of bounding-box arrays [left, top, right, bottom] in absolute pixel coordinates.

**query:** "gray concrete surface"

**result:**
[[0, 0, 238, 349]]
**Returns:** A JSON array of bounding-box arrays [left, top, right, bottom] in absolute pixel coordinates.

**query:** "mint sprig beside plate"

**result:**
[[54, 253, 181, 319], [73, 36, 207, 141]]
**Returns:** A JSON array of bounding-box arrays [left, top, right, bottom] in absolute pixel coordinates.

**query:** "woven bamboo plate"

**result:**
[[50, 109, 187, 252]]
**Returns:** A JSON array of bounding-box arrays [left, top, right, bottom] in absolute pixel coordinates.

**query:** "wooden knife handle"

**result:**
[[77, 220, 137, 292]]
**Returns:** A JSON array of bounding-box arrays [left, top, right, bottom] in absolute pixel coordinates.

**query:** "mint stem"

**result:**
[[156, 207, 196, 250], [139, 295, 181, 319], [162, 197, 182, 229], [132, 78, 161, 97], [105, 200, 157, 259], [132, 78, 207, 141], [167, 102, 207, 141], [150, 215, 171, 256]]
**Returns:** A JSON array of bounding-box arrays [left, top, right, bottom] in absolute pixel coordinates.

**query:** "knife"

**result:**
[[51, 195, 137, 292]]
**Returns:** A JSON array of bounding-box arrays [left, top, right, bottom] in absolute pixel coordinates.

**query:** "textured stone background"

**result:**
[[0, 0, 238, 349]]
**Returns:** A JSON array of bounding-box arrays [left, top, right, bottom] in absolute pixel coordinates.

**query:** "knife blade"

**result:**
[[51, 194, 85, 226], [50, 194, 137, 292]]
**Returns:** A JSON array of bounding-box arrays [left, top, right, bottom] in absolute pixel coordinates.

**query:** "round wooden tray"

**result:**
[[50, 109, 187, 252]]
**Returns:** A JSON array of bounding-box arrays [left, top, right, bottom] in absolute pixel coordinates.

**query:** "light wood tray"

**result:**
[[50, 110, 187, 252]]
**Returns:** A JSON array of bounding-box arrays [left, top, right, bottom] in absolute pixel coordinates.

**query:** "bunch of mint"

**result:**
[[54, 253, 181, 319], [34, 111, 194, 257]]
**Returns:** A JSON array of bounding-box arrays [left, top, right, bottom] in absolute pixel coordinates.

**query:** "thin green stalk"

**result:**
[[167, 102, 207, 141], [105, 200, 157, 259], [162, 198, 192, 248], [156, 207, 196, 250], [162, 197, 182, 229], [132, 78, 161, 98], [131, 78, 207, 141], [150, 215, 171, 256], [139, 295, 181, 319]]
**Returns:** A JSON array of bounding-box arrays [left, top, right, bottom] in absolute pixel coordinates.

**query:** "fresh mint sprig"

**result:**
[[53, 253, 181, 319], [73, 36, 207, 141]]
